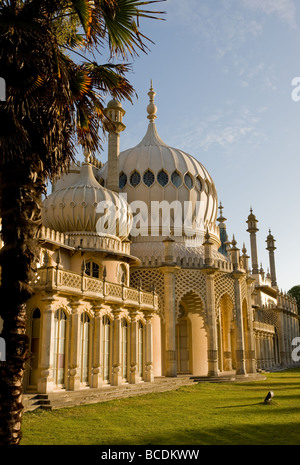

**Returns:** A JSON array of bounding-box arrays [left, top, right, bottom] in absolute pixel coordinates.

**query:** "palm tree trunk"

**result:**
[[0, 163, 42, 445]]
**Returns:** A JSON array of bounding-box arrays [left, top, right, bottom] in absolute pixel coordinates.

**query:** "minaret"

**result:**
[[104, 98, 126, 192], [246, 208, 259, 275], [217, 202, 229, 256], [266, 229, 278, 288], [230, 235, 240, 271]]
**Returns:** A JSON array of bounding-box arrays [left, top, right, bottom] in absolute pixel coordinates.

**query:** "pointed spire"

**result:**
[[266, 228, 278, 288], [83, 133, 93, 164], [147, 80, 157, 123], [218, 202, 229, 257], [217, 201, 227, 224]]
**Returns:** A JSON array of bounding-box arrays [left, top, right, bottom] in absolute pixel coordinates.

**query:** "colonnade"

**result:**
[[25, 298, 154, 394]]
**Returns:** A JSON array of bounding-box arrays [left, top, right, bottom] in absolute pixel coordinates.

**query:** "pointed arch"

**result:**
[[176, 291, 208, 376], [217, 293, 235, 372]]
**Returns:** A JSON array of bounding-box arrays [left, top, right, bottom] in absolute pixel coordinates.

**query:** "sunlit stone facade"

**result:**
[[22, 85, 299, 394]]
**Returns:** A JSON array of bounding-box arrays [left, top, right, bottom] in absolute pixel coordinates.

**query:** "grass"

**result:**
[[21, 368, 300, 445]]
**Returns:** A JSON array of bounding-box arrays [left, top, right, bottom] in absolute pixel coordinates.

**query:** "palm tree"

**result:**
[[0, 0, 165, 445]]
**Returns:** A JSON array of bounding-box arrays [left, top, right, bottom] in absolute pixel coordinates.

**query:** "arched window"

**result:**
[[138, 322, 144, 379], [195, 177, 202, 192], [85, 260, 100, 279], [171, 171, 182, 188], [184, 173, 193, 189], [157, 170, 169, 187], [130, 170, 141, 187], [119, 264, 127, 285], [143, 170, 155, 187], [29, 308, 41, 386], [102, 316, 111, 382], [121, 319, 128, 381], [79, 313, 90, 384], [119, 172, 127, 189], [53, 309, 67, 386]]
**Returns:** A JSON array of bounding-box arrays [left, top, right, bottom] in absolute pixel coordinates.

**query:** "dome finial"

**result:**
[[147, 80, 157, 122]]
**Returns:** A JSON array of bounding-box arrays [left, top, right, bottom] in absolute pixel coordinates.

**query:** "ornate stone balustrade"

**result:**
[[253, 321, 275, 334], [139, 254, 234, 273], [277, 292, 298, 314], [32, 266, 158, 311], [39, 226, 131, 256]]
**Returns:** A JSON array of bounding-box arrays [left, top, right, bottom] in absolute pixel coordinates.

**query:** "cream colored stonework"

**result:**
[[20, 87, 299, 395]]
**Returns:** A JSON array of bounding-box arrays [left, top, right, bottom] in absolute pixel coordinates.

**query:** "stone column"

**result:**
[[278, 311, 287, 366], [37, 296, 56, 393], [129, 310, 139, 384], [255, 332, 260, 369], [112, 307, 123, 386], [91, 303, 103, 388], [205, 270, 219, 377], [69, 301, 81, 391], [161, 266, 178, 377], [246, 276, 257, 373], [144, 313, 154, 382], [233, 272, 247, 376]]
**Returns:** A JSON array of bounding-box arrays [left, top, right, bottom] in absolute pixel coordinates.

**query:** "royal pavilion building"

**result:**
[[19, 84, 299, 395]]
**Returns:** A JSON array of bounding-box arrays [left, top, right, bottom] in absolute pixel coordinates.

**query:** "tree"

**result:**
[[288, 285, 300, 313], [0, 0, 165, 445]]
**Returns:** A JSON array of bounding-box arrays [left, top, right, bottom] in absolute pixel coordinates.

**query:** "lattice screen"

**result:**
[[175, 269, 206, 303], [214, 272, 235, 308], [130, 268, 165, 313]]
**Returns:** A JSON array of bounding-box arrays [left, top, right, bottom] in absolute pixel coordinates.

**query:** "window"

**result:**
[[138, 322, 144, 379], [102, 316, 111, 382], [29, 308, 41, 386], [79, 313, 90, 384], [143, 170, 155, 187], [130, 171, 141, 187], [204, 180, 210, 194], [171, 171, 181, 188], [119, 172, 127, 189], [195, 177, 202, 191], [53, 309, 67, 386], [157, 170, 169, 187], [85, 260, 100, 279], [119, 264, 127, 285], [121, 319, 128, 381], [184, 173, 193, 189]]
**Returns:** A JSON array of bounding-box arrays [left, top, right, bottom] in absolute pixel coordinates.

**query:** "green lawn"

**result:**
[[21, 368, 300, 445]]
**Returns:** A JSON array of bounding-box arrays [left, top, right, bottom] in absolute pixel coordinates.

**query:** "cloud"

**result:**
[[169, 105, 266, 154], [167, 0, 264, 57], [168, 0, 297, 61], [241, 0, 297, 28]]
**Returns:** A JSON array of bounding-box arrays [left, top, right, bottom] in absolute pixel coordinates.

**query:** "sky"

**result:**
[[80, 0, 300, 292]]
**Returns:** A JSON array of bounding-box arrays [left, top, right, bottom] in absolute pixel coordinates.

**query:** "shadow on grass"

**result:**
[[107, 420, 300, 446], [215, 402, 270, 409]]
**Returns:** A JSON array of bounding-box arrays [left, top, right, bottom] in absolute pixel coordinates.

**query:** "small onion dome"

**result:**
[[42, 162, 132, 240], [106, 98, 123, 109]]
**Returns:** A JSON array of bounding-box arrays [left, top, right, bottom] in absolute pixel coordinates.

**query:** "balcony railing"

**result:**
[[253, 321, 275, 334], [32, 266, 158, 311]]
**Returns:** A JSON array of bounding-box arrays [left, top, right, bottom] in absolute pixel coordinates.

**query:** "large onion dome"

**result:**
[[98, 84, 220, 248], [42, 161, 132, 241]]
